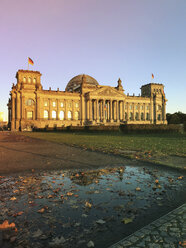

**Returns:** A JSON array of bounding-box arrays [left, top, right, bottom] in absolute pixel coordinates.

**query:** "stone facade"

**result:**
[[8, 70, 167, 131]]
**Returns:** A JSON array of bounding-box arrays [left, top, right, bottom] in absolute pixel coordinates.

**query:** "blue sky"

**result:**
[[0, 0, 186, 120]]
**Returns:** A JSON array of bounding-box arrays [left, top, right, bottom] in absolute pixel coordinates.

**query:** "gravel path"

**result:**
[[0, 132, 142, 174]]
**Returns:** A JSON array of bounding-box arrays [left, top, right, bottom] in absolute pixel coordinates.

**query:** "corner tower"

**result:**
[[16, 70, 42, 90]]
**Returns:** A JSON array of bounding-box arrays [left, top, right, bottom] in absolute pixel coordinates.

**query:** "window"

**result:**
[[44, 101, 48, 107], [135, 105, 138, 110], [23, 77, 26, 82], [33, 78, 36, 84], [130, 105, 133, 110], [68, 111, 72, 120], [75, 111, 79, 120], [26, 99, 34, 106], [60, 102, 64, 107], [52, 110, 56, 119], [141, 105, 144, 110], [28, 77, 31, 83], [158, 114, 161, 120], [52, 101, 56, 107], [141, 112, 144, 120], [44, 110, 48, 119], [125, 105, 127, 110], [146, 112, 149, 120], [146, 105, 149, 110], [135, 112, 139, 120], [59, 111, 64, 120], [130, 112, 133, 120], [125, 112, 127, 120], [68, 102, 72, 108], [27, 111, 33, 120], [158, 105, 161, 110], [75, 102, 79, 108]]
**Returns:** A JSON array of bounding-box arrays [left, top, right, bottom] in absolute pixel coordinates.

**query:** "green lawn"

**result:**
[[21, 132, 186, 170]]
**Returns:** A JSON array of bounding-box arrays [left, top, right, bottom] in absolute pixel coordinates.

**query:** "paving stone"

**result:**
[[109, 204, 185, 248]]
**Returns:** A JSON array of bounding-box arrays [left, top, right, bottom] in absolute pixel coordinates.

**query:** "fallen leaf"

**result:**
[[178, 176, 184, 180], [67, 192, 73, 196], [10, 197, 17, 201], [85, 201, 92, 208], [96, 219, 106, 225], [37, 208, 45, 213], [0, 220, 16, 229], [135, 187, 141, 191], [122, 218, 133, 224]]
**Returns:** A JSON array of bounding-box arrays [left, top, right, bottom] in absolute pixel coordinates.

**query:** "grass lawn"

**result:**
[[21, 131, 186, 170]]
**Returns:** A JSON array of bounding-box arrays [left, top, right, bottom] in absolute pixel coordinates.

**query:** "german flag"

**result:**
[[28, 57, 34, 65]]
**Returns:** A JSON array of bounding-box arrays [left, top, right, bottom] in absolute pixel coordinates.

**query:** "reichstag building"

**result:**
[[8, 70, 167, 131]]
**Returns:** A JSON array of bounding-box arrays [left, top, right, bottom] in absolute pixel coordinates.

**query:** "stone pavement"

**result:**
[[109, 203, 186, 248]]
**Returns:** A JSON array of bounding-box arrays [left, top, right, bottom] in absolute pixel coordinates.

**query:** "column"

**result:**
[[81, 96, 85, 124], [163, 102, 166, 121], [150, 100, 153, 123], [16, 92, 20, 130], [102, 99, 105, 122], [123, 101, 125, 120], [133, 103, 135, 122], [37, 96, 40, 120], [119, 101, 123, 121], [96, 99, 99, 121], [116, 101, 119, 122], [11, 95, 15, 130], [49, 99, 51, 120], [89, 99, 92, 121], [21, 95, 25, 119], [65, 99, 68, 120], [127, 103, 129, 121], [144, 103, 146, 121], [107, 101, 109, 121], [139, 104, 141, 121], [87, 100, 89, 120], [110, 100, 113, 122], [72, 100, 75, 120]]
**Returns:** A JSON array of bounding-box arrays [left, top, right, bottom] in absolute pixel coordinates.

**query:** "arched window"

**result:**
[[44, 110, 48, 119], [59, 111, 64, 120], [52, 110, 56, 119], [75, 111, 79, 120], [23, 77, 26, 82], [26, 99, 34, 106], [28, 77, 31, 83], [33, 78, 36, 84], [68, 111, 72, 120]]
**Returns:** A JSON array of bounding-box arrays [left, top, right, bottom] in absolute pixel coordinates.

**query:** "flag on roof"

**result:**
[[152, 73, 154, 79], [28, 57, 34, 65]]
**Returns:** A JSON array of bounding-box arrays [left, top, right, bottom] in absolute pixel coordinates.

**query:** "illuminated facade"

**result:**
[[8, 70, 167, 131]]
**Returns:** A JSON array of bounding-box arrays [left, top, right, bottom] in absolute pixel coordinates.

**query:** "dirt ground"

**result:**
[[0, 132, 143, 174]]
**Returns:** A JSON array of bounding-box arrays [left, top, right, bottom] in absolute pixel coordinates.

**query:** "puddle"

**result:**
[[0, 165, 186, 248]]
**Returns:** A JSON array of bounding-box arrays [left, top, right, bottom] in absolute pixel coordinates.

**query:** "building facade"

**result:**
[[8, 70, 167, 131]]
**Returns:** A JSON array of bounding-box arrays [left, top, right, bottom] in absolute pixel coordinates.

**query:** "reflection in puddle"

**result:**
[[0, 165, 185, 248]]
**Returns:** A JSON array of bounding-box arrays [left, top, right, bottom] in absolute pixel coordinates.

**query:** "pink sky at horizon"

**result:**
[[0, 0, 186, 121]]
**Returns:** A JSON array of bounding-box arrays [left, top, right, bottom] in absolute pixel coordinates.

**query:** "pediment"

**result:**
[[88, 86, 125, 98]]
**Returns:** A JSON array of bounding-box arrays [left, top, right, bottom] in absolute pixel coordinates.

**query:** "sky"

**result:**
[[0, 0, 186, 121]]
